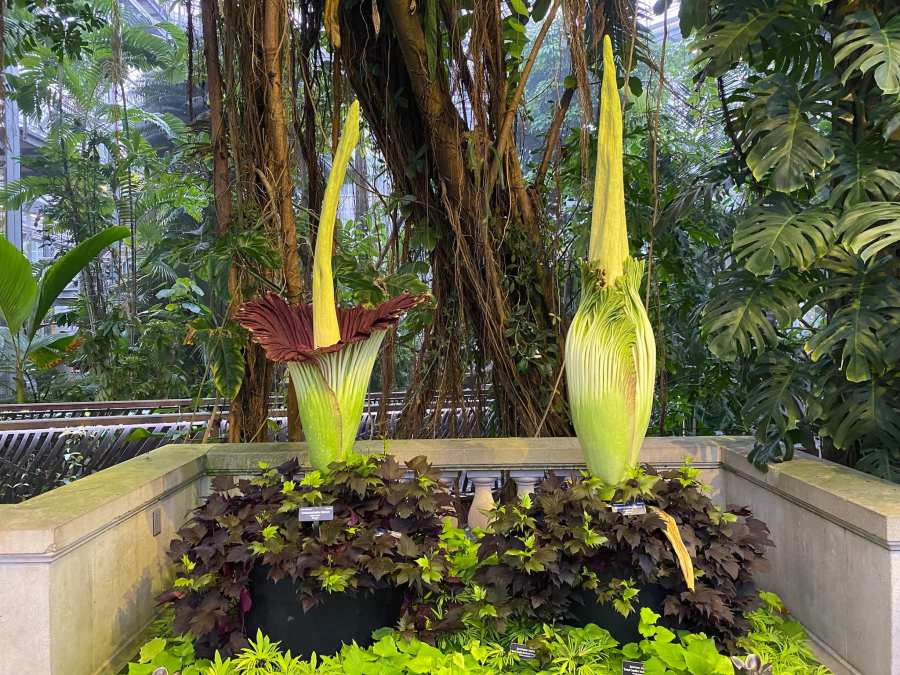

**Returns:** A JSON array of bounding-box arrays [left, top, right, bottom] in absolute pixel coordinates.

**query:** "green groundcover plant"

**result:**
[[164, 455, 771, 658], [126, 593, 829, 674]]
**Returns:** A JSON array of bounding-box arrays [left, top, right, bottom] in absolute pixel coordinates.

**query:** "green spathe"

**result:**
[[565, 34, 656, 485], [567, 259, 655, 483], [287, 332, 384, 470]]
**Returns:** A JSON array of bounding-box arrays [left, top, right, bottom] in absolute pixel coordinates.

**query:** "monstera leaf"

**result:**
[[826, 136, 900, 207], [678, 0, 710, 38], [732, 198, 836, 275], [743, 350, 817, 466], [836, 201, 900, 263], [691, 10, 777, 78], [804, 250, 900, 382], [834, 11, 900, 95], [701, 269, 803, 361], [744, 77, 834, 193], [820, 371, 900, 457]]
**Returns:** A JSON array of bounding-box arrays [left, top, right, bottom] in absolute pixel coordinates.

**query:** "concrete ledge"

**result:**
[[0, 445, 208, 675], [720, 441, 900, 675], [203, 436, 723, 473], [721, 444, 900, 550], [2, 436, 898, 675]]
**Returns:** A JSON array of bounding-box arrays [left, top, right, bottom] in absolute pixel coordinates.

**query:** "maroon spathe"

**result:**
[[235, 292, 426, 363]]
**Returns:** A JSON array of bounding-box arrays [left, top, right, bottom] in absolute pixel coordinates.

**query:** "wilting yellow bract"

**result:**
[[313, 100, 360, 349], [651, 507, 696, 591], [565, 35, 656, 485]]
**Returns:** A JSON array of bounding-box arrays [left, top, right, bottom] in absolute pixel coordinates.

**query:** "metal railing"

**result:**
[[0, 391, 495, 503]]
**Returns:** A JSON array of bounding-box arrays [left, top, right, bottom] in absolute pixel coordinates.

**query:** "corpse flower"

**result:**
[[565, 35, 656, 485], [237, 100, 425, 470]]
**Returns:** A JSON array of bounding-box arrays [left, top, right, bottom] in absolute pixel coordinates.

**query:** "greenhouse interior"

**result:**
[[1, 1, 899, 674]]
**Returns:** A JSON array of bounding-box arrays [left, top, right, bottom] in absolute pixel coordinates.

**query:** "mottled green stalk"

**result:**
[[565, 35, 656, 485], [288, 331, 385, 470]]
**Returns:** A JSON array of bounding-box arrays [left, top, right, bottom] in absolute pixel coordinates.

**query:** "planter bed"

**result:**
[[0, 437, 889, 675], [126, 452, 825, 674]]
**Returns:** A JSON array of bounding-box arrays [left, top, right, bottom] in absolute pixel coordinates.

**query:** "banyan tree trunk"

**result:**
[[338, 0, 570, 437]]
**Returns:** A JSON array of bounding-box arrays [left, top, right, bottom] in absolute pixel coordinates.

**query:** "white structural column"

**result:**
[[466, 471, 500, 529], [3, 72, 22, 249], [510, 470, 544, 497]]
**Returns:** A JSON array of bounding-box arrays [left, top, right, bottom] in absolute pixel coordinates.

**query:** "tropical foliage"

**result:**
[[0, 226, 128, 401], [688, 0, 900, 478]]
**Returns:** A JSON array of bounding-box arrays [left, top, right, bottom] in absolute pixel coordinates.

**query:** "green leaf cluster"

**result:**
[[693, 1, 900, 478], [126, 591, 829, 674], [163, 454, 454, 655]]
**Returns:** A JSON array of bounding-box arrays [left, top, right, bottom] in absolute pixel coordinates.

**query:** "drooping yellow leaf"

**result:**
[[651, 507, 695, 591], [313, 100, 360, 348], [589, 34, 628, 285]]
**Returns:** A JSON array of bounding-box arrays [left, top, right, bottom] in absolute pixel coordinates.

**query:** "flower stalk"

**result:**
[[565, 35, 656, 485], [237, 100, 424, 471]]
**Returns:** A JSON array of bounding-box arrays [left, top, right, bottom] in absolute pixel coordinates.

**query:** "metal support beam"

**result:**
[[3, 76, 23, 250]]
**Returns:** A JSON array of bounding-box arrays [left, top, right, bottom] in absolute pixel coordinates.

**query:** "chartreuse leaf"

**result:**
[[138, 637, 167, 662], [313, 100, 359, 349], [31, 226, 129, 341], [566, 35, 655, 485], [0, 234, 37, 336]]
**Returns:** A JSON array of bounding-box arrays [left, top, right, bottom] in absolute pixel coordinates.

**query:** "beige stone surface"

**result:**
[[2, 436, 898, 674], [203, 436, 724, 474], [0, 563, 51, 674], [722, 442, 900, 675], [0, 445, 205, 674]]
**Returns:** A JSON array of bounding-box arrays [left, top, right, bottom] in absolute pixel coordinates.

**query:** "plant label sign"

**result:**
[[298, 506, 334, 522], [611, 500, 647, 516], [622, 661, 644, 674], [509, 643, 537, 659]]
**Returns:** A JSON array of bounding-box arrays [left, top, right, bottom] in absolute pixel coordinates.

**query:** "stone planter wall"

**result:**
[[0, 436, 895, 675]]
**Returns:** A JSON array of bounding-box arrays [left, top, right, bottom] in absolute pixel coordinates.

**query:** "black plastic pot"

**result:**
[[568, 584, 667, 644], [244, 565, 405, 658]]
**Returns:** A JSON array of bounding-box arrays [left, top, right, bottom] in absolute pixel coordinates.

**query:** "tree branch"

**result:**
[[485, 0, 562, 196], [533, 86, 574, 188]]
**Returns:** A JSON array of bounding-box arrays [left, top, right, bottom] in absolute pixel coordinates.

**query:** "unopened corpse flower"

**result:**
[[237, 100, 425, 470], [565, 35, 656, 485]]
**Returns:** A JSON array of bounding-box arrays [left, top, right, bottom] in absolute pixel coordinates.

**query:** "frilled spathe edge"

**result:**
[[235, 292, 426, 363]]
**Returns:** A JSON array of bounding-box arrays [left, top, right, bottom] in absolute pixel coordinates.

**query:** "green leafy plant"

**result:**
[[470, 463, 772, 648], [162, 454, 453, 655], [127, 590, 829, 673], [691, 0, 900, 478], [736, 592, 831, 675], [0, 226, 129, 402]]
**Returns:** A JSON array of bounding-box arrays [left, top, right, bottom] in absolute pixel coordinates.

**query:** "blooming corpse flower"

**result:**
[[565, 35, 656, 486], [236, 100, 426, 470]]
